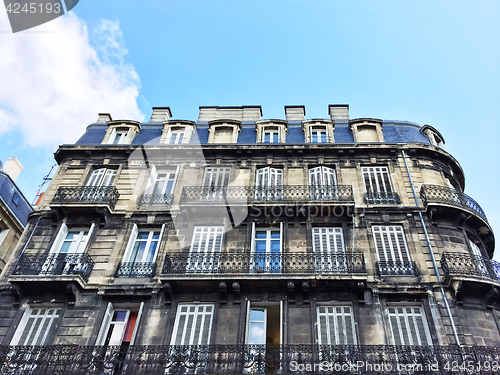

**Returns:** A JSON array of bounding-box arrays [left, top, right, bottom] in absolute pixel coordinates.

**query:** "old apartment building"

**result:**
[[0, 105, 498, 374]]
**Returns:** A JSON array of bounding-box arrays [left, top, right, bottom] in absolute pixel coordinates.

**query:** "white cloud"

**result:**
[[0, 12, 144, 147]]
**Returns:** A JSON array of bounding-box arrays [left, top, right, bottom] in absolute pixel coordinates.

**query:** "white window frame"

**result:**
[[165, 127, 186, 144], [123, 224, 165, 265], [187, 226, 224, 272], [310, 126, 328, 143], [262, 127, 280, 143], [361, 166, 394, 202], [87, 168, 117, 187], [0, 226, 10, 248], [372, 225, 413, 276], [316, 305, 357, 345], [95, 302, 145, 347], [387, 305, 432, 346], [250, 222, 282, 273], [170, 304, 214, 345], [312, 227, 346, 272], [245, 301, 283, 345], [145, 165, 179, 197], [255, 167, 283, 201], [107, 128, 131, 145], [308, 166, 337, 201], [200, 167, 231, 201], [10, 307, 61, 346], [468, 239, 489, 276]]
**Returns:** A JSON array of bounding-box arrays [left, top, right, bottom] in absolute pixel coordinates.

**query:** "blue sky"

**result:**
[[0, 1, 499, 256]]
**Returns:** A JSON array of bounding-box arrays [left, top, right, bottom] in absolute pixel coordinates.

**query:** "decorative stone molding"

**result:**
[[255, 120, 287, 143], [302, 119, 334, 143], [208, 119, 241, 144], [350, 118, 384, 143], [160, 120, 196, 145], [102, 120, 142, 145]]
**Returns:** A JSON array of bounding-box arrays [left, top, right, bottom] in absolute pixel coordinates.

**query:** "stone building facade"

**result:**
[[0, 105, 498, 374]]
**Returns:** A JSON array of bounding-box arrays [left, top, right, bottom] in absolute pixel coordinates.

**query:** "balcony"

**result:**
[[0, 344, 491, 374], [420, 185, 489, 223], [138, 193, 173, 207], [441, 252, 500, 284], [364, 191, 401, 204], [116, 262, 156, 278], [51, 186, 120, 210], [162, 251, 366, 276], [180, 185, 354, 205], [12, 253, 94, 282], [377, 261, 419, 276]]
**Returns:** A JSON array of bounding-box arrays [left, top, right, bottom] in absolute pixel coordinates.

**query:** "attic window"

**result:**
[[213, 127, 234, 143], [12, 192, 20, 206], [350, 119, 384, 143], [108, 128, 130, 145], [103, 121, 141, 145], [207, 120, 241, 144]]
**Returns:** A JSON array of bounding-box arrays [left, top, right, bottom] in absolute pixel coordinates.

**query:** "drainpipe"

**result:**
[[401, 150, 461, 347]]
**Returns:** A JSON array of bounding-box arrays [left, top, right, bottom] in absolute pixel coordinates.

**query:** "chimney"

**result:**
[[150, 107, 172, 122], [284, 106, 305, 121], [97, 113, 112, 123], [329, 105, 349, 121], [3, 158, 23, 182]]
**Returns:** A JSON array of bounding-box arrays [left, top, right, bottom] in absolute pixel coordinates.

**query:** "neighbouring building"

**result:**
[[0, 158, 32, 275], [0, 105, 498, 374]]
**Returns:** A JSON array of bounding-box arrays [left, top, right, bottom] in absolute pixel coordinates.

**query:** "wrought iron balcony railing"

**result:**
[[441, 252, 500, 283], [139, 193, 173, 207], [420, 185, 489, 223], [52, 186, 120, 210], [116, 262, 156, 278], [0, 344, 498, 374], [162, 251, 366, 275], [364, 191, 401, 204], [377, 261, 419, 276], [180, 185, 354, 205], [12, 253, 94, 282]]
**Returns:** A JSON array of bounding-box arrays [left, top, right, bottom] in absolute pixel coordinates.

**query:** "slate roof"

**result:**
[[0, 172, 33, 227], [75, 119, 432, 146]]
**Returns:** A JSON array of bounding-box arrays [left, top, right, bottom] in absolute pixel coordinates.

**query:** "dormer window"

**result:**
[[422, 125, 445, 149], [102, 120, 141, 145], [302, 120, 333, 143], [208, 120, 241, 144], [350, 119, 384, 143], [161, 121, 196, 145], [263, 127, 279, 143], [256, 120, 287, 143]]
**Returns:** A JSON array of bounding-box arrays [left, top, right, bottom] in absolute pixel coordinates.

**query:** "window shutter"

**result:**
[[49, 223, 68, 254], [171, 304, 214, 345], [317, 306, 356, 345], [256, 167, 267, 189], [272, 168, 283, 188], [145, 165, 158, 194], [95, 302, 114, 345], [372, 226, 410, 264], [150, 224, 166, 263], [388, 306, 431, 346], [129, 302, 144, 345], [123, 224, 139, 262], [308, 167, 321, 186], [202, 168, 213, 187], [107, 128, 117, 144], [164, 128, 172, 144], [322, 167, 337, 186]]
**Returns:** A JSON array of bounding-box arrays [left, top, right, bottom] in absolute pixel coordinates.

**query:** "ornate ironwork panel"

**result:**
[[116, 262, 156, 278], [0, 344, 493, 374], [162, 251, 366, 275], [376, 261, 419, 276], [420, 185, 488, 223], [364, 192, 401, 204], [12, 253, 94, 282], [139, 194, 173, 207], [441, 252, 500, 282], [179, 185, 354, 205], [52, 186, 120, 210]]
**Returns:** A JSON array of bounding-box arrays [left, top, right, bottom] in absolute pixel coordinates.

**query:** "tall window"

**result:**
[[188, 226, 224, 272], [171, 304, 214, 345], [387, 306, 431, 346], [361, 166, 396, 204], [310, 126, 328, 143], [118, 224, 164, 277], [143, 165, 178, 205], [201, 167, 231, 201], [308, 166, 337, 201], [468, 239, 488, 276], [255, 167, 283, 201], [108, 128, 130, 145], [165, 128, 185, 144], [372, 225, 416, 276], [263, 127, 279, 143], [251, 223, 282, 273], [42, 223, 94, 276], [312, 227, 346, 272], [10, 307, 61, 345], [87, 168, 117, 187], [317, 306, 356, 345], [95, 302, 144, 347], [246, 304, 281, 345]]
